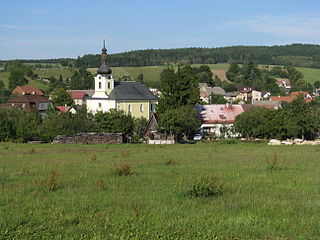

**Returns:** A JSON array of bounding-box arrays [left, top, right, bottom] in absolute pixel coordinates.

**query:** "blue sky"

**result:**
[[0, 0, 319, 59]]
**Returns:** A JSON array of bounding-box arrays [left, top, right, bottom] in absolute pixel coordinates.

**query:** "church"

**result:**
[[86, 42, 158, 119]]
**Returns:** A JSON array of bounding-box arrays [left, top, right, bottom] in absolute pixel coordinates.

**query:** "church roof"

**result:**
[[108, 81, 158, 101]]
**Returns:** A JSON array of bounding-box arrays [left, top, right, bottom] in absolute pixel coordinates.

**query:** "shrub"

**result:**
[[90, 154, 97, 162], [114, 162, 132, 176], [98, 179, 105, 191], [45, 170, 58, 191], [188, 174, 224, 198], [267, 153, 282, 170]]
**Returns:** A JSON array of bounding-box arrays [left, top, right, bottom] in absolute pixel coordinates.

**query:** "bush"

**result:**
[[114, 162, 132, 176], [188, 174, 224, 198]]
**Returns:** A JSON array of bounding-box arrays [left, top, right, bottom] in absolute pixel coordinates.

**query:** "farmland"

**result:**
[[0, 63, 319, 92], [1, 142, 320, 239]]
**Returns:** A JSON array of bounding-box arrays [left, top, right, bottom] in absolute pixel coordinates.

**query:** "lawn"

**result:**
[[1, 142, 320, 239]]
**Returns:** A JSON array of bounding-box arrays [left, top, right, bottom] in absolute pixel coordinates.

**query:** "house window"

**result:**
[[140, 104, 144, 112], [99, 82, 102, 89], [150, 103, 154, 111], [108, 82, 110, 89], [98, 103, 102, 108], [128, 104, 132, 113]]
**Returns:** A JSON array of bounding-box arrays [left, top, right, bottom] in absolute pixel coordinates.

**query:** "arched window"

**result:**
[[108, 82, 111, 89], [128, 104, 132, 113], [98, 103, 102, 108], [140, 104, 144, 112], [99, 82, 102, 89]]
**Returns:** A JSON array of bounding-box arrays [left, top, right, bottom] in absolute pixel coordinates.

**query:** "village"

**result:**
[[1, 43, 320, 145]]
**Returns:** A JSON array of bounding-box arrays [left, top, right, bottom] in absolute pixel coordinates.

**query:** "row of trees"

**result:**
[[0, 108, 147, 143], [225, 62, 314, 94], [234, 96, 320, 140], [73, 44, 320, 68]]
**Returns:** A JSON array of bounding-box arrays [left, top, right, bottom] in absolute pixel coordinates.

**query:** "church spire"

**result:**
[[97, 40, 112, 75]]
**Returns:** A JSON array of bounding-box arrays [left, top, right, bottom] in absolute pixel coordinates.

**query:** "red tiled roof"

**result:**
[[198, 104, 244, 124], [7, 95, 49, 103], [55, 106, 71, 113], [270, 96, 295, 103], [290, 91, 308, 97], [13, 86, 44, 95], [68, 91, 88, 100]]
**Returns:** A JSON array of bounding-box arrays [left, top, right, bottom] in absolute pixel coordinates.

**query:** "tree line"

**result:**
[[3, 44, 320, 69], [0, 107, 147, 143], [234, 96, 320, 140]]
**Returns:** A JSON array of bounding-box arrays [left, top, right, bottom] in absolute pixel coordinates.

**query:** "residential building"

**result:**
[[67, 91, 91, 105], [12, 86, 44, 96], [270, 91, 313, 103], [86, 42, 158, 119], [199, 83, 226, 103], [196, 104, 244, 138], [4, 95, 50, 116]]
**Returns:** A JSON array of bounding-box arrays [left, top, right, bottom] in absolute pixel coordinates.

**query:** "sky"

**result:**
[[0, 0, 320, 60]]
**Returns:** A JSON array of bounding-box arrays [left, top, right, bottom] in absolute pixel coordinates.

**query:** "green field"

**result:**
[[1, 142, 320, 239], [1, 64, 319, 91]]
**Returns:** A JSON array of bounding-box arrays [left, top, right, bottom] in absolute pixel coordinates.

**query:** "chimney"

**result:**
[[226, 102, 232, 109]]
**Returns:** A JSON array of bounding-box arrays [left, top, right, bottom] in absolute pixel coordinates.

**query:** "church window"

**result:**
[[140, 104, 144, 112], [128, 104, 132, 113], [99, 82, 102, 89], [108, 82, 110, 89], [98, 103, 102, 108]]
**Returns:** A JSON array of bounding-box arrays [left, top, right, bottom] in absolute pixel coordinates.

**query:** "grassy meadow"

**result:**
[[1, 142, 320, 239]]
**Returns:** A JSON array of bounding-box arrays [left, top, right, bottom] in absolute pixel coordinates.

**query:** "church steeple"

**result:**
[[97, 40, 112, 75]]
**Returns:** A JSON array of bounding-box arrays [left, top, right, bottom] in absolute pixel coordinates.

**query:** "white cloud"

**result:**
[[0, 24, 28, 30], [226, 14, 320, 41]]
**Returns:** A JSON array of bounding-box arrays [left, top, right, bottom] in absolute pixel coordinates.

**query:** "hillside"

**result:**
[[73, 44, 320, 69], [1, 64, 319, 91]]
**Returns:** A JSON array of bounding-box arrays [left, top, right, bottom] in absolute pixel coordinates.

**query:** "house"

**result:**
[[236, 87, 262, 102], [261, 91, 271, 99], [199, 83, 226, 103], [149, 88, 161, 97], [252, 101, 281, 110], [55, 105, 77, 114], [4, 95, 50, 116], [86, 42, 158, 119], [196, 104, 244, 138], [67, 91, 90, 106], [224, 91, 239, 102], [270, 91, 313, 103], [12, 86, 44, 96], [276, 78, 291, 94]]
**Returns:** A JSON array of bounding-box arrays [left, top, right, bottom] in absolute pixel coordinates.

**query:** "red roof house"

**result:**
[[12, 86, 44, 96]]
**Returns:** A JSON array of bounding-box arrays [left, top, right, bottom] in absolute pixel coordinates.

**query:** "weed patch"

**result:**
[[188, 174, 224, 198], [113, 162, 132, 176], [267, 153, 283, 171]]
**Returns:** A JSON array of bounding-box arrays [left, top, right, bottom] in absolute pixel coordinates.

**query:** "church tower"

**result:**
[[92, 41, 114, 98]]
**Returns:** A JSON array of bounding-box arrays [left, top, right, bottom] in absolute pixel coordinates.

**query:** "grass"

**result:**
[[0, 63, 319, 91], [0, 142, 320, 239]]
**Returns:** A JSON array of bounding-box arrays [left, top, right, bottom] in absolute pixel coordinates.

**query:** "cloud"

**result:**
[[226, 14, 320, 41], [0, 24, 28, 30]]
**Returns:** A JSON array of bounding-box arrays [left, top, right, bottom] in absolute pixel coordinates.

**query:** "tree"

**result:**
[[158, 106, 200, 141], [69, 68, 93, 89], [157, 65, 199, 114], [136, 73, 144, 83], [8, 68, 28, 90], [314, 81, 320, 90], [51, 88, 73, 106], [94, 110, 134, 139], [210, 94, 227, 104], [0, 80, 4, 90], [0, 110, 15, 141]]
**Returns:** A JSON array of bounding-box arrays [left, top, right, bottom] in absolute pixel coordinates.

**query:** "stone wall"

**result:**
[[52, 132, 123, 144]]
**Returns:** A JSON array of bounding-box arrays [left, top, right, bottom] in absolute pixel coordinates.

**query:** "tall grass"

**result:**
[[0, 143, 320, 239]]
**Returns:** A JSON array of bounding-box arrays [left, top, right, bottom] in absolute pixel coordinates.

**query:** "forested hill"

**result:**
[[12, 44, 320, 69]]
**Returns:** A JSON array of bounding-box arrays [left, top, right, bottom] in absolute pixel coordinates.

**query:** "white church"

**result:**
[[86, 42, 158, 119]]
